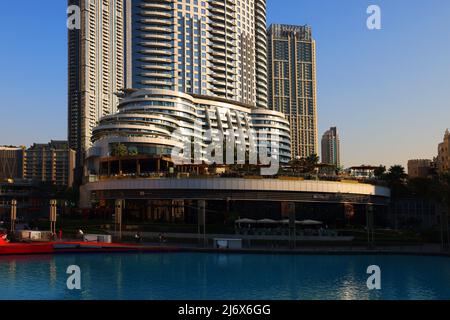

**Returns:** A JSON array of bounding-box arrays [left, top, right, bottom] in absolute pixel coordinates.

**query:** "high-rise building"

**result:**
[[437, 129, 450, 174], [84, 0, 293, 180], [25, 141, 76, 187], [0, 146, 25, 180], [68, 0, 125, 171], [124, 0, 268, 108], [321, 127, 340, 167], [267, 24, 318, 159]]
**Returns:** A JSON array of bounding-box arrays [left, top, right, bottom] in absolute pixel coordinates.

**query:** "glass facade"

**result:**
[[126, 0, 268, 108]]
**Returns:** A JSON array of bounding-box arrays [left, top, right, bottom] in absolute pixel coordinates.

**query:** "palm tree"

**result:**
[[374, 165, 386, 179], [288, 157, 304, 174], [385, 165, 408, 199], [304, 154, 319, 175]]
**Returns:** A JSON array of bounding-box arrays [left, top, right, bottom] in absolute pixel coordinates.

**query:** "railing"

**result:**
[[84, 170, 387, 186]]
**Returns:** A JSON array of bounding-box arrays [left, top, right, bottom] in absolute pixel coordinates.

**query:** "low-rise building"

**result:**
[[408, 159, 433, 179], [25, 141, 76, 187], [347, 165, 379, 180], [0, 146, 25, 181]]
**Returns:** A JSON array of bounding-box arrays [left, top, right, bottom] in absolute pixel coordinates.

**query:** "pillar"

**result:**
[[198, 200, 206, 247]]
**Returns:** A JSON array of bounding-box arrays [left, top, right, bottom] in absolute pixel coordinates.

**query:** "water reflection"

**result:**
[[0, 253, 450, 300]]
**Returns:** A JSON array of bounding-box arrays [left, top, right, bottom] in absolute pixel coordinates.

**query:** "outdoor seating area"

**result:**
[[234, 218, 339, 237]]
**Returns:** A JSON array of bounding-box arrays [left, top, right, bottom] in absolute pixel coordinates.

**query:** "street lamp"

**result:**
[[10, 199, 17, 234]]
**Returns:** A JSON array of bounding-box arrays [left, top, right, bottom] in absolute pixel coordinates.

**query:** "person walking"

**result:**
[[134, 232, 141, 243]]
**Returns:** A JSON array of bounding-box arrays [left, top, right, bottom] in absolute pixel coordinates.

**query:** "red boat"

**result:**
[[0, 233, 179, 256]]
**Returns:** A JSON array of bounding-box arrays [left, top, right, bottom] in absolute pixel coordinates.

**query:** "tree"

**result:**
[[288, 154, 319, 175], [387, 165, 407, 181], [374, 165, 386, 179], [305, 153, 319, 166], [288, 157, 304, 174], [128, 146, 138, 156], [111, 143, 128, 157], [385, 165, 408, 198]]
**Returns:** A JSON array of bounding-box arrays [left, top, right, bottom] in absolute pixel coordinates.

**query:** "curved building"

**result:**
[[85, 88, 291, 176], [80, 175, 390, 225]]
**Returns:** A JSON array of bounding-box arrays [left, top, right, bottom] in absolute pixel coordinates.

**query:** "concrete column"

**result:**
[[366, 204, 374, 248], [136, 160, 141, 176], [198, 200, 206, 247]]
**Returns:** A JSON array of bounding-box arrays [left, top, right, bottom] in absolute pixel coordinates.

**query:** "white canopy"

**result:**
[[235, 218, 257, 224], [298, 220, 323, 226], [257, 219, 277, 224]]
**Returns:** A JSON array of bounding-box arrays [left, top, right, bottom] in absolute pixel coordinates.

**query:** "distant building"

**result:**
[[437, 129, 450, 174], [0, 146, 25, 180], [267, 24, 318, 159], [408, 159, 433, 179], [25, 141, 76, 187], [321, 127, 340, 167]]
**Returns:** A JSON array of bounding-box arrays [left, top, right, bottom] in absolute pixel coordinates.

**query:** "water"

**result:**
[[1, 252, 450, 300]]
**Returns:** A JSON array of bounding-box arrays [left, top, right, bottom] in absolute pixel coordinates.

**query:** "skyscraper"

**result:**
[[68, 0, 125, 173], [321, 127, 340, 167], [83, 0, 292, 180], [124, 0, 268, 108], [267, 24, 318, 159]]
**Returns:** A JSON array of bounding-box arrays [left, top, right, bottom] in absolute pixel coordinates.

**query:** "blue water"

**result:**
[[1, 252, 450, 300]]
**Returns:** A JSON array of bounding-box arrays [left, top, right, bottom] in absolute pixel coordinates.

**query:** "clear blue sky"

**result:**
[[0, 0, 449, 168]]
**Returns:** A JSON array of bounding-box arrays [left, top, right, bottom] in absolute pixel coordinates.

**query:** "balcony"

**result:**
[[140, 41, 174, 48], [140, 18, 174, 26], [140, 49, 174, 56], [139, 3, 173, 11], [139, 56, 173, 63], [140, 11, 172, 19], [140, 72, 174, 79], [141, 80, 174, 86], [140, 26, 173, 33]]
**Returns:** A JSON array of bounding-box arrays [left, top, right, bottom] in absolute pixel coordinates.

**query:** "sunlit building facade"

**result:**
[[437, 129, 450, 174], [321, 127, 340, 167], [68, 0, 125, 173], [125, 0, 268, 108], [267, 24, 318, 159]]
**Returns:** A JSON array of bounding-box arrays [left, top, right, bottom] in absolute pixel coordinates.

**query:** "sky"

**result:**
[[0, 0, 449, 168]]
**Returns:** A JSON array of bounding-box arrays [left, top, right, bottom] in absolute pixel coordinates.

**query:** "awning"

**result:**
[[235, 218, 257, 224]]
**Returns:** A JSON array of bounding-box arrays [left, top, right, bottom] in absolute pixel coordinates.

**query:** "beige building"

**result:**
[[68, 0, 125, 169], [0, 146, 25, 180], [408, 159, 433, 179], [25, 141, 76, 187], [437, 129, 450, 174], [267, 24, 318, 159]]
